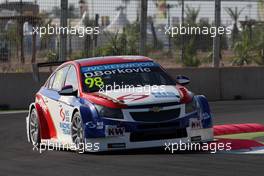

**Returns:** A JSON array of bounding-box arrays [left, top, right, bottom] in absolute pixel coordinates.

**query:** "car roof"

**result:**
[[74, 56, 153, 67]]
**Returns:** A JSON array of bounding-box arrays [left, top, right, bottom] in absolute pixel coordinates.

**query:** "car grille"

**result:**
[[130, 128, 187, 142], [130, 108, 181, 122], [137, 121, 180, 130]]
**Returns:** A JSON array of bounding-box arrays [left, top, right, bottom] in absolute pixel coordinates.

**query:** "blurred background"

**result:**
[[0, 0, 263, 72]]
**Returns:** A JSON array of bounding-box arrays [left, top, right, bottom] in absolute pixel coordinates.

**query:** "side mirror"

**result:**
[[59, 85, 77, 96], [176, 75, 190, 85]]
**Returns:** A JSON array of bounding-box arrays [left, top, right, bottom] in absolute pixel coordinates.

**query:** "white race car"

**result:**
[[26, 56, 213, 152]]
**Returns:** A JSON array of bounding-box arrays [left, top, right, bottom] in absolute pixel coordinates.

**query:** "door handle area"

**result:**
[[44, 98, 49, 103]]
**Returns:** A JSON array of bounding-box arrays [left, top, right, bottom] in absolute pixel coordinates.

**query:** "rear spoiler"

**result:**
[[32, 61, 66, 82]]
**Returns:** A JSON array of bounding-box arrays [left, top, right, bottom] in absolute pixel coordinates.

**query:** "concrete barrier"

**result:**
[[0, 73, 49, 110], [220, 67, 264, 100], [167, 68, 221, 101], [0, 67, 264, 109]]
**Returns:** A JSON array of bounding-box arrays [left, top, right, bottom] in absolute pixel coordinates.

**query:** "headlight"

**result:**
[[94, 104, 124, 119], [185, 98, 197, 114]]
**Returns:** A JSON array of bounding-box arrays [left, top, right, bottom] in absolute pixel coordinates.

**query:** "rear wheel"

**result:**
[[71, 112, 85, 152], [29, 108, 40, 146]]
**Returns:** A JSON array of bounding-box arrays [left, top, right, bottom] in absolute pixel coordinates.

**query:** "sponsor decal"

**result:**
[[64, 110, 70, 122], [82, 62, 159, 79], [201, 112, 210, 120], [150, 106, 162, 113], [59, 108, 70, 122], [86, 121, 96, 129], [83, 67, 152, 78], [60, 108, 65, 121], [105, 125, 125, 137], [189, 118, 202, 129], [86, 121, 104, 129], [81, 62, 158, 72], [59, 122, 71, 135], [117, 94, 149, 102], [96, 122, 104, 129], [84, 77, 104, 88], [151, 92, 180, 98]]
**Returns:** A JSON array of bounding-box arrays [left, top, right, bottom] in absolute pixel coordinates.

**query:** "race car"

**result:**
[[26, 56, 213, 152]]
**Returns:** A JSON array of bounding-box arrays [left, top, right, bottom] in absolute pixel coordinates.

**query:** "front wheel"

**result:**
[[71, 112, 85, 152], [29, 108, 40, 146]]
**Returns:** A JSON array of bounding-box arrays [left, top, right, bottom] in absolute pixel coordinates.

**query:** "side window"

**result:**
[[52, 66, 69, 91], [65, 66, 78, 91]]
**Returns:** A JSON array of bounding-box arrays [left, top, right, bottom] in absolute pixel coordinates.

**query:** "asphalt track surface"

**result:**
[[1, 100, 264, 176]]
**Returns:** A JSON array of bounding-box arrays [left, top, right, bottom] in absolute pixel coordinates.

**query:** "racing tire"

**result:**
[[29, 108, 41, 146], [71, 112, 85, 153]]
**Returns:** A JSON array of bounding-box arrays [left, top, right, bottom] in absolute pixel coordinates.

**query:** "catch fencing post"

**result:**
[[140, 0, 148, 56], [60, 0, 68, 61], [213, 0, 221, 67], [180, 0, 184, 62]]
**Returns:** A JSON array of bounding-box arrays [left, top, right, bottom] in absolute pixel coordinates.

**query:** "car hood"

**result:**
[[96, 85, 181, 106]]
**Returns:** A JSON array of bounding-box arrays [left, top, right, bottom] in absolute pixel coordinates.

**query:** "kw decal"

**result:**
[[106, 126, 125, 136]]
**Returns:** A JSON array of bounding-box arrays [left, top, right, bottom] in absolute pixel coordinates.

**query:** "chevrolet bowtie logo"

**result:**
[[150, 107, 162, 112]]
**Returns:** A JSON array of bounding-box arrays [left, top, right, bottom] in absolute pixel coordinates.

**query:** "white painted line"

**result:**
[[218, 147, 264, 154], [244, 147, 264, 154], [0, 110, 28, 115]]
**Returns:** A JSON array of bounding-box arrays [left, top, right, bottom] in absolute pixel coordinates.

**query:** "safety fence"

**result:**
[[0, 0, 262, 72]]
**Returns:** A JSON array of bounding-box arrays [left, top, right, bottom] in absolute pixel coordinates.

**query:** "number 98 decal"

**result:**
[[84, 77, 104, 88]]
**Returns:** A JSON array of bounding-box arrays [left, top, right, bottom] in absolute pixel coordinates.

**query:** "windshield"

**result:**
[[81, 62, 175, 93]]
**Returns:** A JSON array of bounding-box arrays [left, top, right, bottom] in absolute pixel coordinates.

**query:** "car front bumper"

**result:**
[[85, 127, 213, 152]]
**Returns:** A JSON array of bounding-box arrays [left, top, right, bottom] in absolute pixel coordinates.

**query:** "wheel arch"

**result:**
[[71, 108, 80, 121], [195, 95, 213, 128], [71, 103, 102, 139], [29, 103, 36, 114]]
